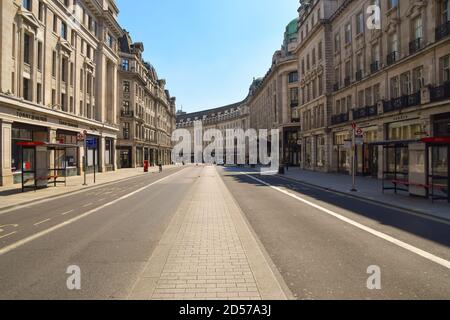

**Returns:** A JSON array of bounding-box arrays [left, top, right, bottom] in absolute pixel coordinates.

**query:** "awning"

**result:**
[[422, 137, 450, 144], [369, 139, 421, 146], [16, 141, 79, 149]]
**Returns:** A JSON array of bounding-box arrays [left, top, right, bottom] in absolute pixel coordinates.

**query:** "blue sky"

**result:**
[[116, 0, 299, 113]]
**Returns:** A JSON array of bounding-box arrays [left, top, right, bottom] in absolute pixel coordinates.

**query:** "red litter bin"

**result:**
[[144, 160, 149, 173]]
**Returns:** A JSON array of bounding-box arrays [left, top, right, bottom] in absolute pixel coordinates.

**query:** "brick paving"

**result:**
[[129, 166, 288, 300]]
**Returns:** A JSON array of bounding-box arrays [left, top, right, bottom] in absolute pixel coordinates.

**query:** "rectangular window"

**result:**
[[441, 55, 450, 83], [356, 12, 364, 35], [38, 1, 44, 21], [345, 23, 352, 44], [413, 16, 423, 40], [400, 72, 411, 96], [52, 51, 57, 77], [37, 42, 43, 70], [23, 78, 30, 101], [334, 33, 340, 52], [390, 76, 400, 98], [23, 33, 31, 65], [36, 83, 42, 104], [23, 0, 32, 11], [53, 14, 58, 33], [412, 66, 424, 92], [61, 22, 67, 39]]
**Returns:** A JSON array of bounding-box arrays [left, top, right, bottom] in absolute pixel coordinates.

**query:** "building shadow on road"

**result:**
[[221, 167, 450, 249]]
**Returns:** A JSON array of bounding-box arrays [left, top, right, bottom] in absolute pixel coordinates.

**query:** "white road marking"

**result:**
[[97, 198, 106, 202], [34, 219, 51, 226], [0, 232, 17, 240], [82, 203, 93, 208], [0, 169, 186, 256], [274, 174, 450, 226], [60, 210, 74, 216], [0, 224, 19, 233], [244, 173, 450, 270]]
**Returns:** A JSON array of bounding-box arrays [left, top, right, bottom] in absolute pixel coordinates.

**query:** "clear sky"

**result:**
[[116, 0, 299, 113]]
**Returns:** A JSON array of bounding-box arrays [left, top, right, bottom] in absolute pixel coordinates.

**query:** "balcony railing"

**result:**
[[430, 81, 450, 102], [409, 38, 422, 55], [370, 61, 379, 74], [387, 51, 398, 66], [383, 92, 421, 113], [344, 77, 351, 87], [352, 104, 378, 120], [333, 83, 340, 92], [331, 112, 349, 125], [290, 100, 299, 108], [355, 70, 363, 81], [121, 110, 134, 117], [436, 21, 450, 41]]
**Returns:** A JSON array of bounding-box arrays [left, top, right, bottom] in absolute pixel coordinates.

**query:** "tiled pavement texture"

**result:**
[[129, 166, 289, 300]]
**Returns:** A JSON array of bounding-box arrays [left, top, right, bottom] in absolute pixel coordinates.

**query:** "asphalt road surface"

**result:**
[[0, 165, 449, 300], [219, 167, 450, 300]]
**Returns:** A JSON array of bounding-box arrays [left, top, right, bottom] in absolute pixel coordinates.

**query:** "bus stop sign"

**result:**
[[86, 139, 97, 149]]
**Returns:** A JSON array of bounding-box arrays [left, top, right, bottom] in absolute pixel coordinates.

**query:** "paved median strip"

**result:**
[[128, 166, 290, 300]]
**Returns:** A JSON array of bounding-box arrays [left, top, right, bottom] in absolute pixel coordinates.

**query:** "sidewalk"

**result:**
[[0, 165, 178, 211], [281, 168, 450, 221], [128, 166, 289, 300]]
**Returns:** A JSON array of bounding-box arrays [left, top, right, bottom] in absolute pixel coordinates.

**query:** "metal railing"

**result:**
[[383, 92, 421, 113], [331, 112, 349, 125], [436, 21, 450, 41], [430, 81, 450, 102], [409, 38, 422, 54], [387, 51, 398, 65]]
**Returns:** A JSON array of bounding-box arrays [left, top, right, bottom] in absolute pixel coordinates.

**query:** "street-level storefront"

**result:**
[[424, 112, 450, 202], [11, 123, 49, 184], [56, 130, 79, 176], [334, 131, 351, 174], [356, 127, 378, 177], [118, 146, 132, 169], [283, 127, 301, 166]]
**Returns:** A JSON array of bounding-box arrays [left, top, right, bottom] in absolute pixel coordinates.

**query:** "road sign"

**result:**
[[355, 137, 364, 146], [86, 138, 97, 149]]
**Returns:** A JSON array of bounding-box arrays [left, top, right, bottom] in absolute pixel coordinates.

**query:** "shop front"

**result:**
[[118, 146, 132, 169], [334, 131, 351, 174], [56, 130, 79, 176], [424, 113, 450, 202], [283, 128, 301, 166], [356, 128, 378, 177], [11, 123, 49, 184]]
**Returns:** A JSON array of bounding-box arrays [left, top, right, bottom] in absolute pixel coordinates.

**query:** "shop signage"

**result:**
[[16, 111, 47, 122], [59, 120, 79, 128], [86, 138, 97, 149]]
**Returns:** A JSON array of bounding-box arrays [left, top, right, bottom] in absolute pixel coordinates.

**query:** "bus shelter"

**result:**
[[422, 137, 450, 202], [16, 141, 79, 192]]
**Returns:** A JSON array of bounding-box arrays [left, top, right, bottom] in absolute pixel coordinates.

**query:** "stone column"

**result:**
[[48, 127, 57, 171], [98, 136, 106, 173], [0, 120, 13, 186]]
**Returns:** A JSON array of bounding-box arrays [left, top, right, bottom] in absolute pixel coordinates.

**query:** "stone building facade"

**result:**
[[246, 0, 450, 200], [248, 19, 302, 166], [326, 0, 450, 196], [0, 0, 122, 186], [117, 31, 176, 168], [176, 102, 250, 164]]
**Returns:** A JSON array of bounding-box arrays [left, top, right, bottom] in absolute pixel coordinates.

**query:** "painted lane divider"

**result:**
[[0, 169, 186, 257]]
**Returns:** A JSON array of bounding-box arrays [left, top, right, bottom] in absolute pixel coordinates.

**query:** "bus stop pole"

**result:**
[[83, 137, 87, 186], [351, 128, 357, 192]]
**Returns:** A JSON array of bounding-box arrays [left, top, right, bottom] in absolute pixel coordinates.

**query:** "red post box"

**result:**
[[144, 160, 149, 173]]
